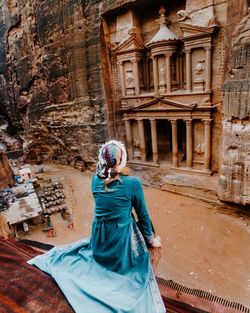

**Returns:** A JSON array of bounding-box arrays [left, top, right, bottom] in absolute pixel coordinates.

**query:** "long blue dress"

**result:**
[[28, 175, 166, 313]]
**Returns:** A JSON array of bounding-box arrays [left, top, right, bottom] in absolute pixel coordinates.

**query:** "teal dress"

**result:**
[[28, 175, 166, 313]]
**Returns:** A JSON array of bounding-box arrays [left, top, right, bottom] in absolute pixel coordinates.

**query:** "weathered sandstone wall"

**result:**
[[218, 2, 250, 205], [0, 152, 13, 189], [0, 0, 107, 165]]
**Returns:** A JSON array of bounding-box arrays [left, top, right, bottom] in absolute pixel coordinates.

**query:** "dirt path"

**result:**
[[22, 164, 250, 308]]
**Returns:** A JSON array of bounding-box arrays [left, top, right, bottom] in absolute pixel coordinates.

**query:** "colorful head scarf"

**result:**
[[96, 140, 127, 179]]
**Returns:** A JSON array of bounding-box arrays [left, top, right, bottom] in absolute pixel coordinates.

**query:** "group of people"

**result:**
[[28, 140, 165, 313]]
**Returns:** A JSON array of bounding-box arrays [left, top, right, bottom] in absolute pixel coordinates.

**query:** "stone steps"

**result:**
[[161, 183, 220, 204]]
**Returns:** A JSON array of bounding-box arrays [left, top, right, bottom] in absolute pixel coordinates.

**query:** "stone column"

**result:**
[[185, 49, 192, 92], [204, 119, 212, 171], [165, 53, 172, 93], [176, 55, 180, 87], [118, 61, 126, 97], [145, 58, 150, 90], [170, 119, 178, 167], [124, 119, 133, 160], [133, 59, 140, 96], [205, 46, 212, 92], [150, 119, 158, 163], [179, 53, 184, 89], [186, 119, 193, 168], [152, 56, 159, 95], [138, 119, 146, 162]]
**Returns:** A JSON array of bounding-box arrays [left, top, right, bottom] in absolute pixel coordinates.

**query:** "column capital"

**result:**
[[203, 119, 212, 126], [184, 48, 191, 54], [185, 119, 192, 126], [132, 57, 141, 64], [117, 60, 124, 66], [204, 46, 212, 51], [170, 119, 177, 125], [137, 118, 144, 122], [164, 52, 173, 58], [149, 118, 156, 122]]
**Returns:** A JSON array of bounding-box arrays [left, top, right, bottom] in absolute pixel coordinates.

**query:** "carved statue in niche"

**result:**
[[133, 137, 141, 159], [125, 69, 135, 95], [158, 58, 166, 93], [126, 70, 134, 87], [194, 60, 205, 80], [159, 65, 166, 84], [193, 59, 205, 91], [195, 142, 204, 154]]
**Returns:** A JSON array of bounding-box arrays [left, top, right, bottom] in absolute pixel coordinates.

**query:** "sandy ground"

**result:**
[[21, 164, 250, 308]]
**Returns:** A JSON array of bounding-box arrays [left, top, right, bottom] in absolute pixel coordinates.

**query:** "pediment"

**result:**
[[131, 99, 196, 111], [178, 22, 215, 38], [116, 35, 144, 54]]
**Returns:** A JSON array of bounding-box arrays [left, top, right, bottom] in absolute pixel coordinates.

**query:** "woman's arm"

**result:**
[[132, 178, 155, 244]]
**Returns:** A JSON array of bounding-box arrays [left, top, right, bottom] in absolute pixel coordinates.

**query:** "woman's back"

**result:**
[[91, 175, 147, 273], [92, 174, 139, 219]]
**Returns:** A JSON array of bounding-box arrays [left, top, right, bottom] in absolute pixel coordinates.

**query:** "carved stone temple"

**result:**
[[103, 4, 220, 175]]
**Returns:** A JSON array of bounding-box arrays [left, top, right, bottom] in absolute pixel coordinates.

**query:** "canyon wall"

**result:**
[[0, 0, 108, 166], [218, 2, 250, 205], [0, 152, 13, 189]]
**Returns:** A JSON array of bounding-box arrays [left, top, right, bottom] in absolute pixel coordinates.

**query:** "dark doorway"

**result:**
[[177, 120, 186, 163], [157, 120, 172, 162], [144, 120, 152, 161]]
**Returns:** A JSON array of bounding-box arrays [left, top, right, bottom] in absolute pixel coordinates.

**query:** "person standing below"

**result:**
[[28, 140, 165, 313], [66, 212, 74, 230], [23, 222, 30, 235]]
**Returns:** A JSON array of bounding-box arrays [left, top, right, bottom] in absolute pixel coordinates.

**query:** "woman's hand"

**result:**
[[150, 235, 162, 248]]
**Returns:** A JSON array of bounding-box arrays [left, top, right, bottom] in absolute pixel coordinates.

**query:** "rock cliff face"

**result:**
[[0, 0, 107, 165], [0, 152, 13, 189], [218, 4, 250, 205]]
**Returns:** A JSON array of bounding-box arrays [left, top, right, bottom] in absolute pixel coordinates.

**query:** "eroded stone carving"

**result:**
[[194, 60, 205, 80]]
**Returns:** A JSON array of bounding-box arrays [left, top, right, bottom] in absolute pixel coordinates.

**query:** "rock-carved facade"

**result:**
[[105, 5, 218, 174]]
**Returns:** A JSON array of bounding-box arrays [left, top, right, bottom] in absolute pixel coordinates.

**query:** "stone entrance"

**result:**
[[124, 113, 212, 173]]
